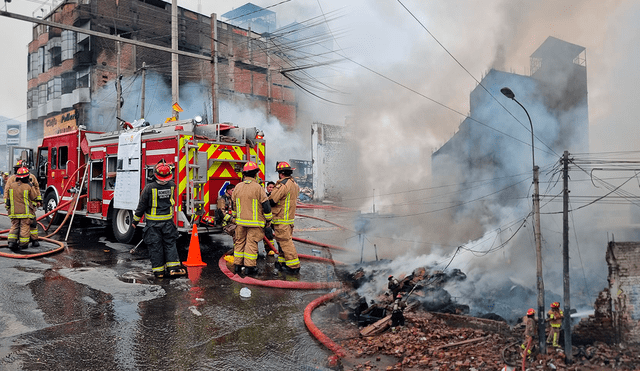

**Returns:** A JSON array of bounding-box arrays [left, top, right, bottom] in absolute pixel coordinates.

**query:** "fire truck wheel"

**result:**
[[112, 208, 136, 244], [43, 192, 63, 225]]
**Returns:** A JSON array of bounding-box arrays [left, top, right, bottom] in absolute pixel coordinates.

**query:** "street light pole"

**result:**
[[501, 87, 546, 355]]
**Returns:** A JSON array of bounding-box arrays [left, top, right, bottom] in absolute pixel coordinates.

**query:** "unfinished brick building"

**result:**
[[26, 0, 296, 147], [573, 241, 640, 345]]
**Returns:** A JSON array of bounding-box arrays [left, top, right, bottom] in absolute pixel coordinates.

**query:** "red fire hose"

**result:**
[[297, 203, 353, 212], [218, 256, 343, 289], [0, 235, 66, 258], [304, 289, 347, 359]]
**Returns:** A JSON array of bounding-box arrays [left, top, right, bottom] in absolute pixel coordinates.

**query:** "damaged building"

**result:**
[[573, 241, 640, 346]]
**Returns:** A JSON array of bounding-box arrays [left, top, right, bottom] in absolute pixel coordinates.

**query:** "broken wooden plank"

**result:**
[[432, 335, 492, 351]]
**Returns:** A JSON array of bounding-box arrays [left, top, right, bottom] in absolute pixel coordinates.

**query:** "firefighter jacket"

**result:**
[[231, 177, 272, 227], [133, 180, 176, 223], [269, 176, 299, 225], [4, 180, 38, 219], [217, 193, 233, 214], [5, 174, 42, 205], [524, 316, 536, 337], [547, 309, 563, 328]]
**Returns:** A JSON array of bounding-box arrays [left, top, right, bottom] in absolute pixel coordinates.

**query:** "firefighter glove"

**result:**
[[264, 225, 274, 240]]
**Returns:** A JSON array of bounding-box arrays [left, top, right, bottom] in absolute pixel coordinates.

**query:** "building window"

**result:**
[[29, 53, 38, 79], [77, 68, 90, 88], [47, 77, 61, 100], [50, 46, 61, 67], [38, 84, 47, 105], [38, 47, 45, 74], [27, 90, 33, 109], [62, 71, 76, 94], [61, 30, 76, 60]]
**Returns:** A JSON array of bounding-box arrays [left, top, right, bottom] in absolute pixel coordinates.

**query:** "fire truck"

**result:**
[[34, 116, 266, 243]]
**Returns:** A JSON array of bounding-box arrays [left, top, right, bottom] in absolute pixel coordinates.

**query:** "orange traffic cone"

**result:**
[[183, 224, 207, 267]]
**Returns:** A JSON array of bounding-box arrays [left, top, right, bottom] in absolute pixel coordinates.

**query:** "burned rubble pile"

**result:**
[[319, 266, 640, 370]]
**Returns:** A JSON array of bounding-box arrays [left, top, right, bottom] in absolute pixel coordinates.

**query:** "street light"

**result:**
[[501, 87, 546, 355]]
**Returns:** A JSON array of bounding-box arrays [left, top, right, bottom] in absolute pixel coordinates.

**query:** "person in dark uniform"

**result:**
[[390, 293, 407, 331], [132, 161, 185, 279]]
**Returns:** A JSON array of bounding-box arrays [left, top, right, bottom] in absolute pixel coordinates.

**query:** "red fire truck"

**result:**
[[34, 116, 266, 243]]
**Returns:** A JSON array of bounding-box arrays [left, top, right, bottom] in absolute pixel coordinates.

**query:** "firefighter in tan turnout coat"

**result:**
[[231, 162, 272, 275], [4, 167, 39, 252], [269, 161, 300, 273]]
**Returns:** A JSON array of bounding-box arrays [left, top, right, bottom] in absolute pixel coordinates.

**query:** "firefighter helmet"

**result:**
[[388, 275, 394, 280], [16, 166, 30, 179], [276, 161, 295, 172], [242, 161, 259, 173], [396, 293, 402, 299], [551, 302, 560, 309], [527, 308, 535, 316], [13, 160, 24, 171], [154, 162, 173, 181]]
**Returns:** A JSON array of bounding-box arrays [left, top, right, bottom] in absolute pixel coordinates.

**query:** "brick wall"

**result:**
[[573, 242, 640, 345]]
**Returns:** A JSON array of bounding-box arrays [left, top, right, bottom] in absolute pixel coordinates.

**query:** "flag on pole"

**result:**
[[172, 102, 184, 112]]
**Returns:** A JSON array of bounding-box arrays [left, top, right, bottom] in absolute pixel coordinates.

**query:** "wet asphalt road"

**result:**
[[0, 210, 356, 371]]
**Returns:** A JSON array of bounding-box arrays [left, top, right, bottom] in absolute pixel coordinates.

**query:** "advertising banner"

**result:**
[[6, 124, 21, 145], [44, 110, 78, 137]]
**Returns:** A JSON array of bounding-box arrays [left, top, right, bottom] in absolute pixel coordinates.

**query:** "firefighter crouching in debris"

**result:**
[[131, 161, 186, 279], [546, 301, 564, 348], [5, 160, 42, 247], [521, 308, 537, 357], [4, 167, 39, 252], [390, 293, 407, 331], [269, 161, 301, 273], [232, 162, 272, 275]]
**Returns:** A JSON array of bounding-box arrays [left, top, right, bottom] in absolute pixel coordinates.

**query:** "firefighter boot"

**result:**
[[8, 241, 20, 252], [154, 270, 166, 279], [234, 265, 243, 275], [168, 267, 187, 277], [283, 265, 300, 274], [31, 240, 40, 248], [245, 266, 258, 276]]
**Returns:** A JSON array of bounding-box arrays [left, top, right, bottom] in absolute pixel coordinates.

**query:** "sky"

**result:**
[[2, 0, 640, 316]]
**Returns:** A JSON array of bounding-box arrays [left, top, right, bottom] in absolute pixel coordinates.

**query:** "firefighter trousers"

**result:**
[[274, 224, 300, 269], [143, 220, 180, 274], [234, 225, 263, 268], [547, 325, 561, 347], [9, 218, 31, 247], [30, 218, 38, 242]]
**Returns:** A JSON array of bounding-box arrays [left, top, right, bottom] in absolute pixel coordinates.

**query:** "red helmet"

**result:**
[[388, 275, 393, 280], [276, 161, 295, 172], [551, 302, 560, 309], [242, 162, 259, 173], [396, 294, 402, 299], [527, 308, 535, 316], [16, 166, 30, 179], [154, 162, 173, 181]]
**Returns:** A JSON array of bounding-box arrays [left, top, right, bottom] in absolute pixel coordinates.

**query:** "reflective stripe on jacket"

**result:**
[[232, 177, 271, 227], [270, 177, 299, 225], [6, 182, 37, 219], [134, 180, 176, 222]]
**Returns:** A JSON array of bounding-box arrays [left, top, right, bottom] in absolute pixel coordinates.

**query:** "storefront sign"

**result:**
[[44, 110, 78, 136]]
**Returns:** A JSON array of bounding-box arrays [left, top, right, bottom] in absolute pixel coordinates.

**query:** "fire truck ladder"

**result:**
[[184, 139, 208, 220]]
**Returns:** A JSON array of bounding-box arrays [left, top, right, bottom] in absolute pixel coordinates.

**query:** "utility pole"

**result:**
[[562, 150, 572, 362], [171, 0, 179, 120], [116, 39, 122, 122], [211, 13, 219, 123], [500, 87, 546, 355], [140, 62, 146, 119]]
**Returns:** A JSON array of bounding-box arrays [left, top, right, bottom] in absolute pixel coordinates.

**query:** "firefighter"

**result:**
[[215, 183, 235, 225], [390, 293, 407, 331], [546, 301, 564, 348], [4, 167, 39, 252], [131, 161, 186, 279], [269, 161, 301, 273], [231, 162, 272, 275], [5, 160, 42, 247], [521, 308, 536, 359]]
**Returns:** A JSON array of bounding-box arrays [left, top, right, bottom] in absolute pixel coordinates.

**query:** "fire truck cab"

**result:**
[[35, 116, 266, 243]]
